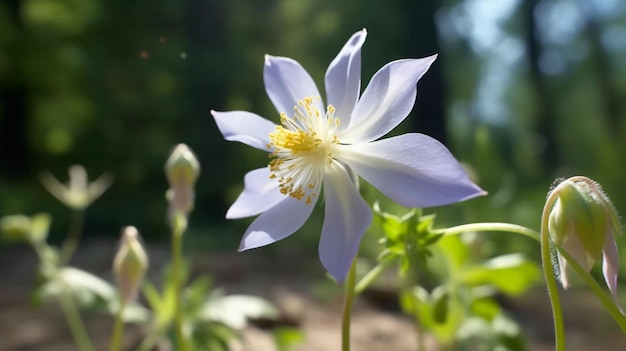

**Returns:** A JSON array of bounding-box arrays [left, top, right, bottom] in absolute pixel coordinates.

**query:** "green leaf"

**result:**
[[184, 275, 214, 316], [142, 280, 174, 327], [191, 321, 239, 351], [470, 297, 501, 321], [432, 291, 450, 324], [423, 232, 443, 246], [492, 314, 526, 351], [33, 267, 114, 311], [142, 281, 162, 312], [459, 254, 541, 296], [272, 327, 305, 351], [33, 267, 150, 322], [416, 213, 436, 236], [457, 315, 526, 351], [420, 286, 463, 343], [118, 302, 151, 323], [164, 260, 190, 291], [153, 262, 187, 326], [199, 295, 279, 330], [399, 286, 461, 343], [59, 267, 116, 301], [399, 287, 419, 315], [399, 255, 411, 277], [435, 235, 470, 274]]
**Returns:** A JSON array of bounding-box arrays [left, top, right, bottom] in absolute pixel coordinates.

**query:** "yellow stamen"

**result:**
[[267, 96, 340, 203]]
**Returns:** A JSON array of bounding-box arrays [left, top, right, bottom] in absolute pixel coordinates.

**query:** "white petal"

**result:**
[[211, 110, 275, 151], [319, 162, 372, 282], [337, 133, 486, 208], [342, 56, 437, 143], [602, 228, 620, 303], [238, 195, 315, 251], [264, 55, 323, 115], [325, 29, 367, 129], [557, 252, 571, 289], [226, 168, 284, 219]]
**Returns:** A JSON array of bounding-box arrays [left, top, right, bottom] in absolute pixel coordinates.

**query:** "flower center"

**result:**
[[267, 96, 340, 204]]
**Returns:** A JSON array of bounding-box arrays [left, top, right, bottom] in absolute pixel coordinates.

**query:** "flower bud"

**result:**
[[165, 144, 200, 223], [0, 213, 51, 244], [0, 215, 33, 243], [113, 226, 148, 304], [547, 176, 622, 300]]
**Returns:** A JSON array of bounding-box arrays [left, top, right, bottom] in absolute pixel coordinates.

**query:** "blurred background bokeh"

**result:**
[[1, 0, 625, 322]]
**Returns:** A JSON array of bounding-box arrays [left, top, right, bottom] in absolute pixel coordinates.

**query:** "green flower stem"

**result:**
[[58, 288, 95, 351], [354, 259, 393, 295], [539, 194, 566, 351], [172, 214, 187, 351], [413, 298, 426, 351], [556, 246, 626, 333], [441, 222, 540, 241], [31, 240, 51, 262], [60, 209, 85, 265], [109, 302, 126, 351], [411, 269, 426, 351], [342, 258, 357, 351]]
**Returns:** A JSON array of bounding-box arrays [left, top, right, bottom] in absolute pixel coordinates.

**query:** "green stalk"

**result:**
[[412, 269, 426, 351], [172, 214, 187, 351], [58, 289, 95, 351], [109, 302, 126, 351], [60, 209, 85, 265], [539, 198, 567, 351], [354, 259, 393, 295], [341, 258, 357, 351], [441, 222, 540, 241], [414, 297, 426, 351]]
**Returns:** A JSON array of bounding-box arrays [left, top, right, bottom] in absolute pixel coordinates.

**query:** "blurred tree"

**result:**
[[576, 0, 623, 141], [400, 0, 447, 144], [0, 0, 624, 250], [0, 0, 30, 179], [523, 0, 559, 173]]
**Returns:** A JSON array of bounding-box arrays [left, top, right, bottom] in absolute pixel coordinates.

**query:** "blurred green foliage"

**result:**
[[0, 0, 625, 265]]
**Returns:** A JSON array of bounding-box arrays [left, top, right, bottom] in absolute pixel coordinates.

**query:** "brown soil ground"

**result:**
[[1, 238, 624, 351]]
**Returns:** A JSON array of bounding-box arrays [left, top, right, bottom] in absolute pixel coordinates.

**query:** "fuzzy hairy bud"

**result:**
[[547, 176, 621, 301]]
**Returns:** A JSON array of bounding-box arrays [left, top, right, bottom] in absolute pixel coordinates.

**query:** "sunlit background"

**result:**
[[1, 0, 625, 349]]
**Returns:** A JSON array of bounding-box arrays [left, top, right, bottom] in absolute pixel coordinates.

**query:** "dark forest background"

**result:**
[[1, 0, 625, 266]]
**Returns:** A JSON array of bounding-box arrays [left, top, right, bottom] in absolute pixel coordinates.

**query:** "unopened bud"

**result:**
[[165, 144, 200, 222], [547, 176, 622, 300], [113, 226, 148, 303], [0, 213, 51, 244], [0, 215, 33, 243]]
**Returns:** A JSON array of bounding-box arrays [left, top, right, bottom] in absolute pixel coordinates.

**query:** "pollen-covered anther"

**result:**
[[267, 96, 341, 204]]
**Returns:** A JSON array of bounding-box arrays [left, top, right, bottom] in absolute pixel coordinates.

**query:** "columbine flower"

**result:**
[[211, 29, 485, 281], [40, 165, 113, 210], [548, 176, 622, 301]]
